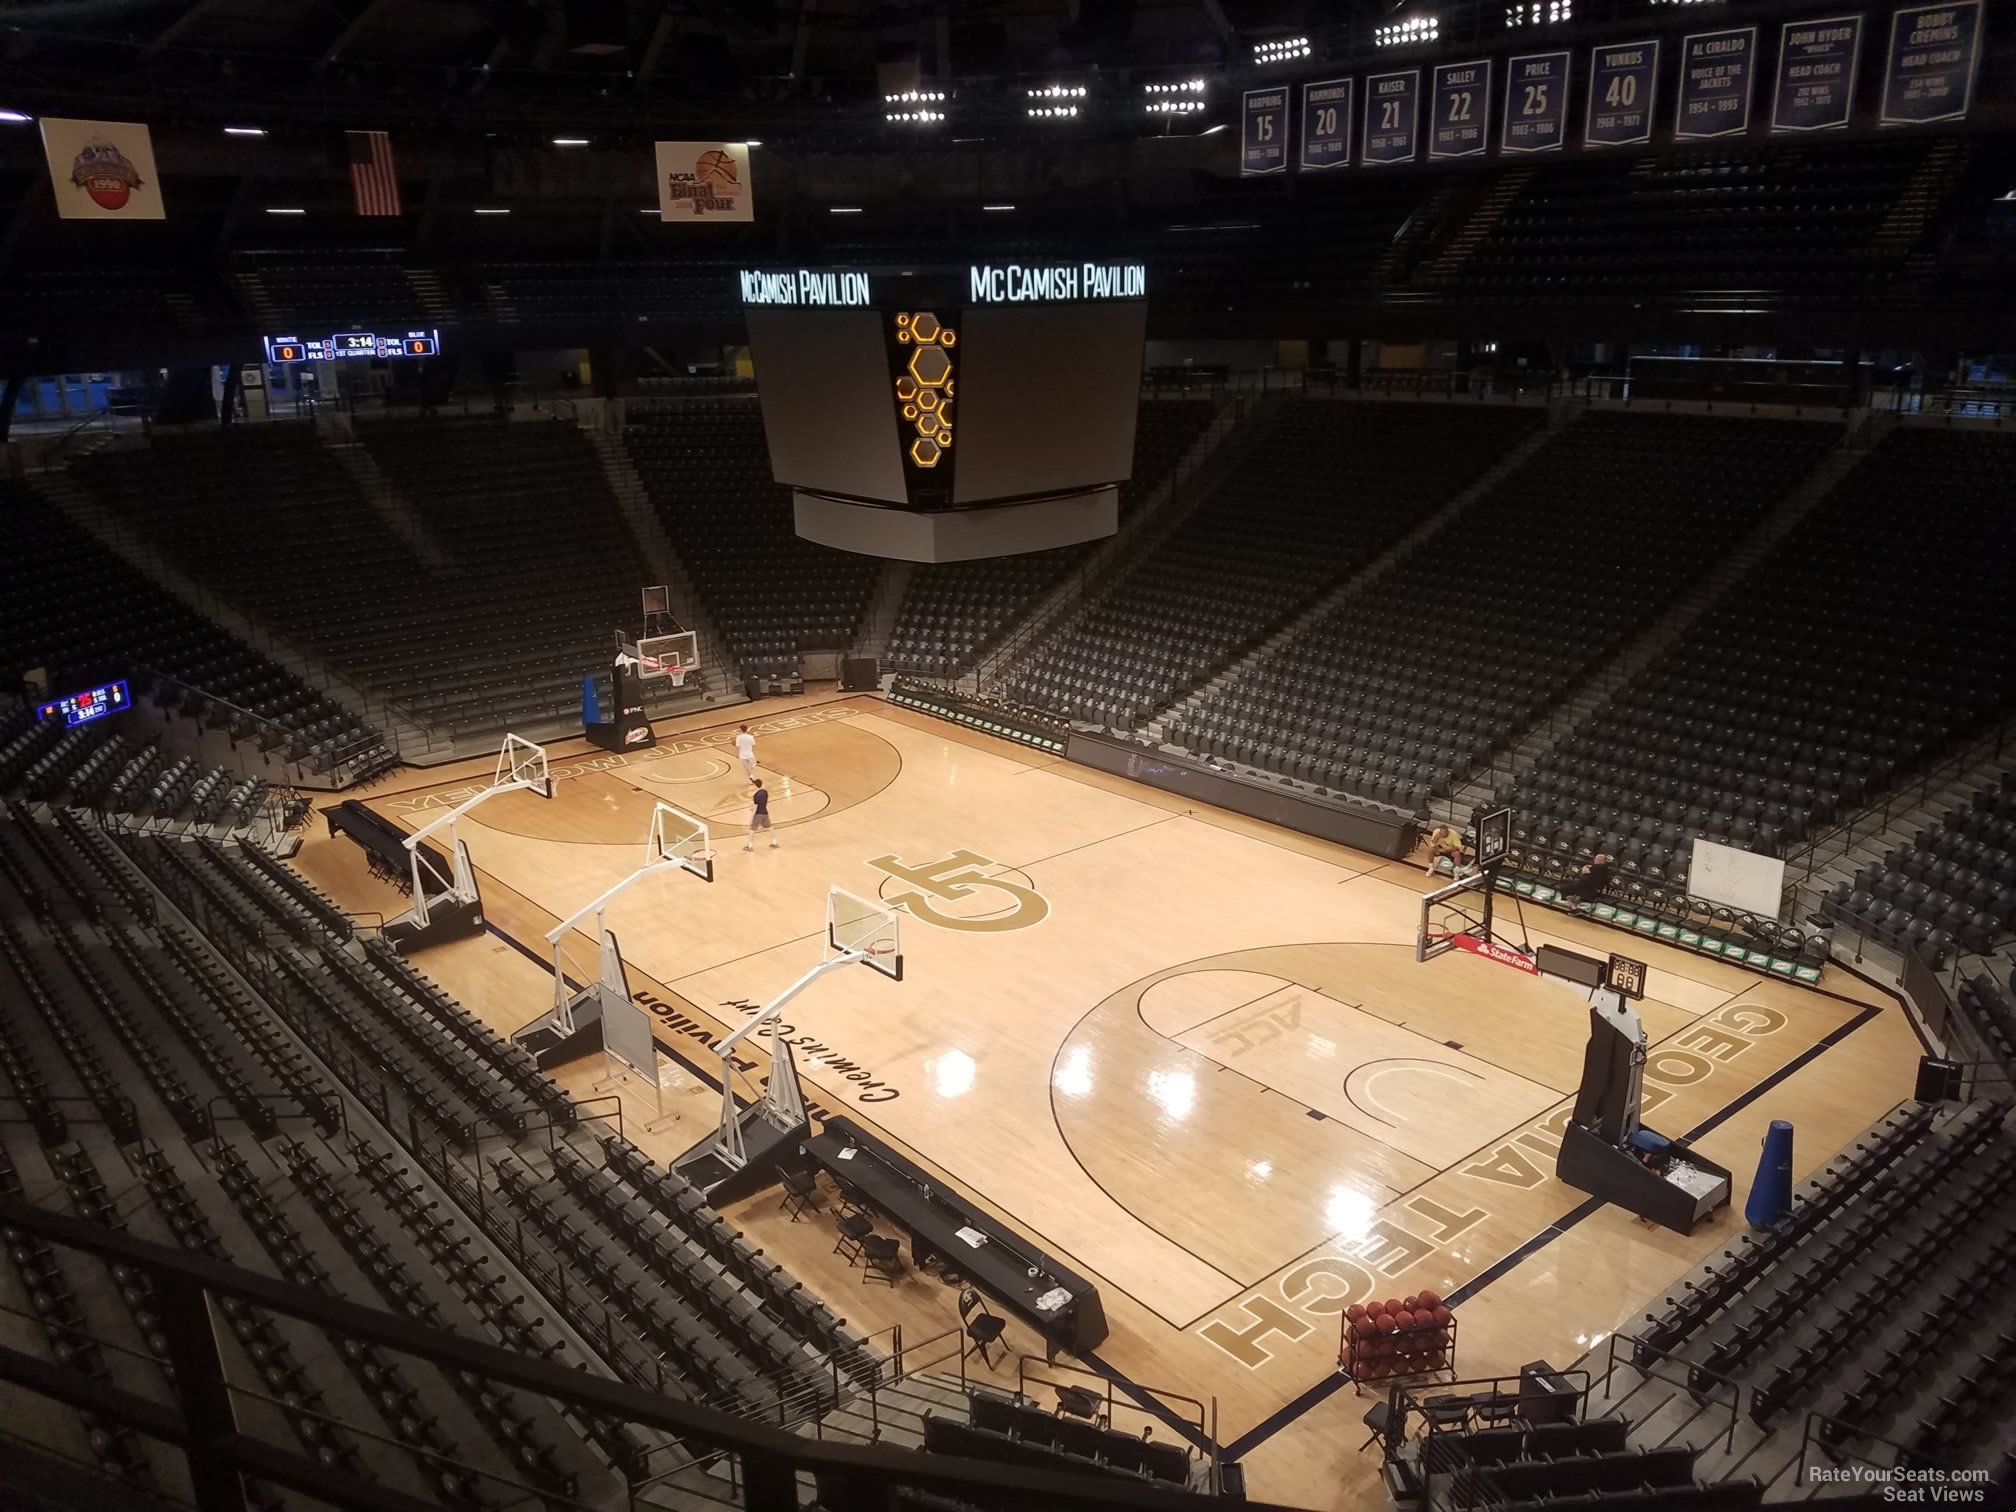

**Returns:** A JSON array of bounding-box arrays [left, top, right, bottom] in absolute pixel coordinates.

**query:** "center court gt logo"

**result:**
[[867, 849, 1050, 933]]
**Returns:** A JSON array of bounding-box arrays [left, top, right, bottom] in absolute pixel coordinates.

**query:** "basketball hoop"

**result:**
[[666, 662, 689, 690]]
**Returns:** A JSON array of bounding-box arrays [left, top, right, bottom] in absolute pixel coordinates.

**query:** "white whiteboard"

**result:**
[[1689, 838, 1786, 918]]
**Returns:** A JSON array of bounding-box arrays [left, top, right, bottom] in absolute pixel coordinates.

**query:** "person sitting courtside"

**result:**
[[1424, 823, 1467, 878], [1561, 852, 1615, 911]]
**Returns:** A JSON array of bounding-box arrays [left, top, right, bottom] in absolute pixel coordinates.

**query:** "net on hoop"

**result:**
[[827, 886, 904, 980]]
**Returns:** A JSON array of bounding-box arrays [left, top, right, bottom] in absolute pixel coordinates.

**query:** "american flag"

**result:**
[[346, 130, 401, 217]]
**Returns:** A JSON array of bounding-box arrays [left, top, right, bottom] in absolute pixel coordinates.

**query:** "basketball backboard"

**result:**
[[827, 886, 904, 980], [495, 733, 554, 799], [648, 802, 714, 883], [627, 631, 699, 683]]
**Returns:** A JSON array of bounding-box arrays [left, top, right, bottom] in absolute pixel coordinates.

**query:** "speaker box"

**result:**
[[841, 656, 880, 691], [1516, 1360, 1578, 1425], [1915, 1057, 1963, 1103]]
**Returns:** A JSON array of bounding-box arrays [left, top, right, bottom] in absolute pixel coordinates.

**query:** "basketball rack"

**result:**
[[511, 801, 713, 1123], [676, 885, 903, 1198], [391, 734, 552, 943]]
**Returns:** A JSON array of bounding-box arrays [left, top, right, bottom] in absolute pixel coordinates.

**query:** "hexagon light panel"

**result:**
[[895, 312, 955, 467]]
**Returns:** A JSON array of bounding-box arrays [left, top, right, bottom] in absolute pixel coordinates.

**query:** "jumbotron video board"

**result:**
[[738, 262, 1148, 512]]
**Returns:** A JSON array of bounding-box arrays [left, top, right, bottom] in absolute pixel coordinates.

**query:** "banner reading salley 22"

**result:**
[[655, 141, 753, 222], [41, 118, 166, 220]]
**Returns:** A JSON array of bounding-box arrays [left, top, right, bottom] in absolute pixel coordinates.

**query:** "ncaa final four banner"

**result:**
[[1880, 0, 1984, 128], [654, 141, 753, 221], [1772, 15, 1864, 133], [1240, 88, 1289, 176], [40, 118, 165, 220], [1503, 52, 1571, 154], [1674, 26, 1757, 140]]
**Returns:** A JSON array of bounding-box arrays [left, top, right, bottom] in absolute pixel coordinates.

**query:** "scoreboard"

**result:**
[[263, 329, 441, 364], [37, 678, 131, 729]]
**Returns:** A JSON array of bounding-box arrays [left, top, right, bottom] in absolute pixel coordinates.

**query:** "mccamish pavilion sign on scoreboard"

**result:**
[[737, 263, 1148, 307], [967, 262, 1147, 302]]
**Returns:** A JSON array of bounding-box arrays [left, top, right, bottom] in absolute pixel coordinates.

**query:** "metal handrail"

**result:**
[[1600, 1332, 1740, 1456]]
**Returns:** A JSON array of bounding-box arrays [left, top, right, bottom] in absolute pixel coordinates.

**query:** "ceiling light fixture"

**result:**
[[551, 137, 590, 147], [475, 207, 510, 215], [982, 204, 1015, 212], [223, 126, 266, 137], [829, 206, 863, 214], [265, 207, 306, 216], [1253, 36, 1311, 63], [0, 110, 33, 124]]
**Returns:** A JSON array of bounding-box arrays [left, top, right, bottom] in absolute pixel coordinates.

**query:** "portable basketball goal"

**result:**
[[393, 734, 553, 940], [678, 886, 903, 1196], [529, 801, 713, 1127]]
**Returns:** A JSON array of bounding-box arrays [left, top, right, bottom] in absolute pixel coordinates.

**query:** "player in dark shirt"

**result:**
[[742, 782, 779, 850]]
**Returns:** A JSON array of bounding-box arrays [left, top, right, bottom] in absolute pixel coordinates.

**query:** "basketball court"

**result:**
[[289, 691, 1920, 1511]]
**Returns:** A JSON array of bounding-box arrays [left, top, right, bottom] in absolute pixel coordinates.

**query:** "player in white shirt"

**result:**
[[733, 725, 758, 783]]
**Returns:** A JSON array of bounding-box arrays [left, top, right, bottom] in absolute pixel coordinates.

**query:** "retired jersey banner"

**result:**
[[1429, 59, 1492, 159], [40, 118, 165, 220], [1361, 69, 1422, 166], [1773, 15, 1864, 132], [1503, 51, 1572, 153], [1241, 88, 1290, 175], [1585, 40, 1660, 148], [1675, 26, 1758, 139], [655, 141, 753, 221], [1299, 79, 1353, 171], [1880, 0, 1983, 127]]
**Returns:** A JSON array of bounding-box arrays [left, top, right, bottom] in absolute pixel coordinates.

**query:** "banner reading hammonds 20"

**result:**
[[655, 141, 753, 222], [41, 117, 165, 220]]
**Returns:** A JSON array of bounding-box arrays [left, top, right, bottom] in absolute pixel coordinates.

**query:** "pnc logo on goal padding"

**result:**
[[866, 849, 1049, 933]]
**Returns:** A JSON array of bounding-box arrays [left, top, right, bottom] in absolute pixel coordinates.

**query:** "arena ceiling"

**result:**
[[1, 0, 1327, 131]]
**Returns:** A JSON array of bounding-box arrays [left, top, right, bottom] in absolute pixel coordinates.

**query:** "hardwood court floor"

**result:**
[[290, 689, 1920, 1512]]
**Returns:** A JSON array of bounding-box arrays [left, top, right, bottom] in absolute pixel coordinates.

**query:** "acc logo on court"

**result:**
[[867, 849, 1049, 933]]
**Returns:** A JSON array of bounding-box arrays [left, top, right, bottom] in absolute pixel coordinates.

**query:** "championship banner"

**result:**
[[655, 141, 753, 221], [1585, 40, 1660, 148], [1772, 15, 1864, 133], [1361, 69, 1422, 166], [1241, 88, 1290, 176], [40, 118, 165, 221], [1299, 79, 1353, 171], [1503, 51, 1572, 153], [1674, 26, 1757, 140], [1429, 60, 1492, 159], [1880, 0, 1983, 127]]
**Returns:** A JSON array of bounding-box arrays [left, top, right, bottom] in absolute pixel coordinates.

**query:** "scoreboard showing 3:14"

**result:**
[[263, 330, 442, 363]]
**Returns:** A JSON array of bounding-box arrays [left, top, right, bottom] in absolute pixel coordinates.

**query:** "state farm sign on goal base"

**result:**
[[1451, 933, 1539, 974]]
